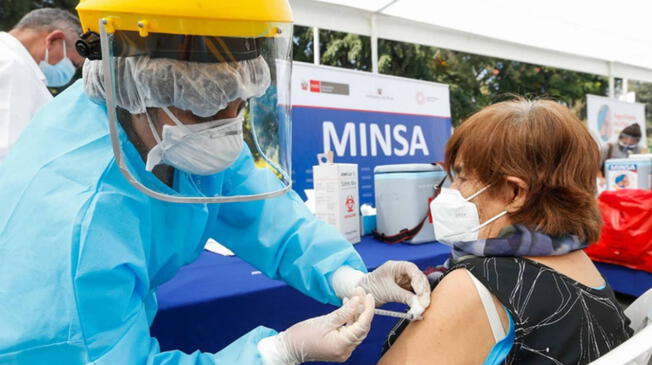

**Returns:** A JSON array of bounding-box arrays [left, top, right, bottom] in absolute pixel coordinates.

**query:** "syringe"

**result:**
[[374, 308, 422, 321]]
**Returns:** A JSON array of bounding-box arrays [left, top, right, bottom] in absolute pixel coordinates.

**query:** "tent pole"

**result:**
[[313, 26, 320, 65], [622, 78, 628, 99], [608, 61, 615, 98], [371, 14, 379, 74]]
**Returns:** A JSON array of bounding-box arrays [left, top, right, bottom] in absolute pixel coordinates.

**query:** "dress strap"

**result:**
[[465, 269, 505, 342]]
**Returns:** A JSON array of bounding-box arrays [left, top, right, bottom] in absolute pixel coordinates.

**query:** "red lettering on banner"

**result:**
[[614, 114, 637, 121], [310, 80, 321, 93]]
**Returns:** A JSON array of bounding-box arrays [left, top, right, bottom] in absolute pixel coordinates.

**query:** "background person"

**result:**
[[379, 99, 632, 364], [0, 0, 430, 364], [597, 123, 642, 190], [0, 8, 84, 162], [600, 123, 642, 165]]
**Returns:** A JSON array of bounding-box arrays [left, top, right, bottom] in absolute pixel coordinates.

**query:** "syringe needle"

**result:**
[[374, 308, 422, 321]]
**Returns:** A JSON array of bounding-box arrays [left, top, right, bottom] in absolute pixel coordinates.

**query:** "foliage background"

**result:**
[[292, 26, 650, 146], [1, 0, 78, 30], [293, 26, 613, 125], [2, 2, 649, 142]]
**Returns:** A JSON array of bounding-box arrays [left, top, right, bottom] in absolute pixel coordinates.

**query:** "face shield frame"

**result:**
[[619, 133, 641, 149], [98, 19, 293, 204]]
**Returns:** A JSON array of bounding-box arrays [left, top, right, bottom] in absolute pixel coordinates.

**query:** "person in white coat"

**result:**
[[0, 8, 84, 162]]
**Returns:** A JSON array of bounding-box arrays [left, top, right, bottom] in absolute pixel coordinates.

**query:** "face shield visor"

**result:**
[[618, 133, 641, 150], [92, 19, 292, 203]]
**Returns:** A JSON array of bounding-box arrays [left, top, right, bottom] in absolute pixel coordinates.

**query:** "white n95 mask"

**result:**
[[145, 107, 244, 175], [429, 186, 507, 245]]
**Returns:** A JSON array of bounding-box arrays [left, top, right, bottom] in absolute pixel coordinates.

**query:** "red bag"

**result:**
[[585, 189, 652, 273]]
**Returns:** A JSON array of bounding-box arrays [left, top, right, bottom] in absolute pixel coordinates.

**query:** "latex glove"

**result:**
[[331, 261, 431, 316], [258, 288, 374, 365]]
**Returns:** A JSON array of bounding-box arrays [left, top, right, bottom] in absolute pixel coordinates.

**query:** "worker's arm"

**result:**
[[73, 187, 373, 365], [206, 145, 367, 306], [73, 190, 276, 364]]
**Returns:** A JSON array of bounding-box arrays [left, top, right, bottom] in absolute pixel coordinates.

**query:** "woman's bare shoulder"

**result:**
[[378, 269, 496, 365]]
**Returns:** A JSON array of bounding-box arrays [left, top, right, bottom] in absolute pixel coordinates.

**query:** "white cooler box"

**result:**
[[374, 163, 447, 244]]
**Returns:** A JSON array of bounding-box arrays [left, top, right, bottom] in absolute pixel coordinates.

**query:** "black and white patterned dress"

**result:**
[[383, 256, 633, 364]]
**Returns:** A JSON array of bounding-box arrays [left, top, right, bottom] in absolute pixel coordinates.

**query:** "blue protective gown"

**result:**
[[0, 81, 367, 364]]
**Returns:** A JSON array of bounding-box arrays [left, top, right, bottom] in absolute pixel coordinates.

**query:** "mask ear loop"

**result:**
[[161, 106, 193, 133], [144, 111, 162, 145], [465, 185, 490, 201], [464, 183, 509, 233], [472, 210, 508, 233], [131, 92, 163, 146], [45, 40, 68, 65], [44, 43, 50, 64]]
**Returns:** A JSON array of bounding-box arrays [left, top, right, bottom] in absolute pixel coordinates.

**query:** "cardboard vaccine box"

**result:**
[[313, 155, 361, 244]]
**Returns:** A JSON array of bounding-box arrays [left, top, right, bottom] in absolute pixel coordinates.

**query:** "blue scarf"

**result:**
[[450, 224, 587, 263], [426, 225, 588, 283]]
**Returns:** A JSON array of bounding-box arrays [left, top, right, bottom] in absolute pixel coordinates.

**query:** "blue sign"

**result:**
[[292, 106, 451, 205]]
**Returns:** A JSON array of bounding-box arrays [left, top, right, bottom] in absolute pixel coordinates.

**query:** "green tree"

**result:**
[[489, 61, 607, 120], [1, 0, 78, 30], [378, 40, 495, 123], [628, 81, 652, 147], [319, 29, 371, 71], [293, 27, 373, 70], [293, 25, 609, 126], [292, 25, 314, 63]]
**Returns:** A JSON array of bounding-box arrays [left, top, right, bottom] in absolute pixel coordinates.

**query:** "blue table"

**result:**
[[150, 236, 652, 364], [594, 262, 652, 297], [151, 236, 450, 364]]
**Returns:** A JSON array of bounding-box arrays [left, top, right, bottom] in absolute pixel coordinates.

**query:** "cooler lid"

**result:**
[[374, 163, 442, 174]]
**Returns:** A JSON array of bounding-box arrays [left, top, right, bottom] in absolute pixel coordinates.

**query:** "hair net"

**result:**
[[83, 55, 271, 117]]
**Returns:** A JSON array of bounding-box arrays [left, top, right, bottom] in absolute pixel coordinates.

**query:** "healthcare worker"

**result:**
[[0, 8, 85, 162], [0, 1, 431, 364]]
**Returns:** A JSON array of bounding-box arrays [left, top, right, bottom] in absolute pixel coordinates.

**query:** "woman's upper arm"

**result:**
[[378, 269, 497, 365]]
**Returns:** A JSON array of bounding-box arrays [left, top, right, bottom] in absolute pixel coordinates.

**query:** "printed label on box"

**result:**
[[313, 163, 361, 244]]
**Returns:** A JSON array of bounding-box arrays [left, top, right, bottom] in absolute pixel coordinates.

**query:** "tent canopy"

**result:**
[[291, 0, 652, 83]]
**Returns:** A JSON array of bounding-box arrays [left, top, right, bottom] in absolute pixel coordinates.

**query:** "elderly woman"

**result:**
[[379, 99, 633, 364]]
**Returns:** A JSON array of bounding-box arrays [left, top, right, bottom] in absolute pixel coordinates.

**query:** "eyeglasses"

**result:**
[[431, 174, 447, 200]]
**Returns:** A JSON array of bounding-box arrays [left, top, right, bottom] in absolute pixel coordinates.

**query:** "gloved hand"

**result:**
[[257, 288, 375, 365], [331, 261, 431, 316]]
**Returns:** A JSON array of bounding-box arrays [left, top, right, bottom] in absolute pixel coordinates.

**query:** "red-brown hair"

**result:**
[[445, 98, 602, 243]]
